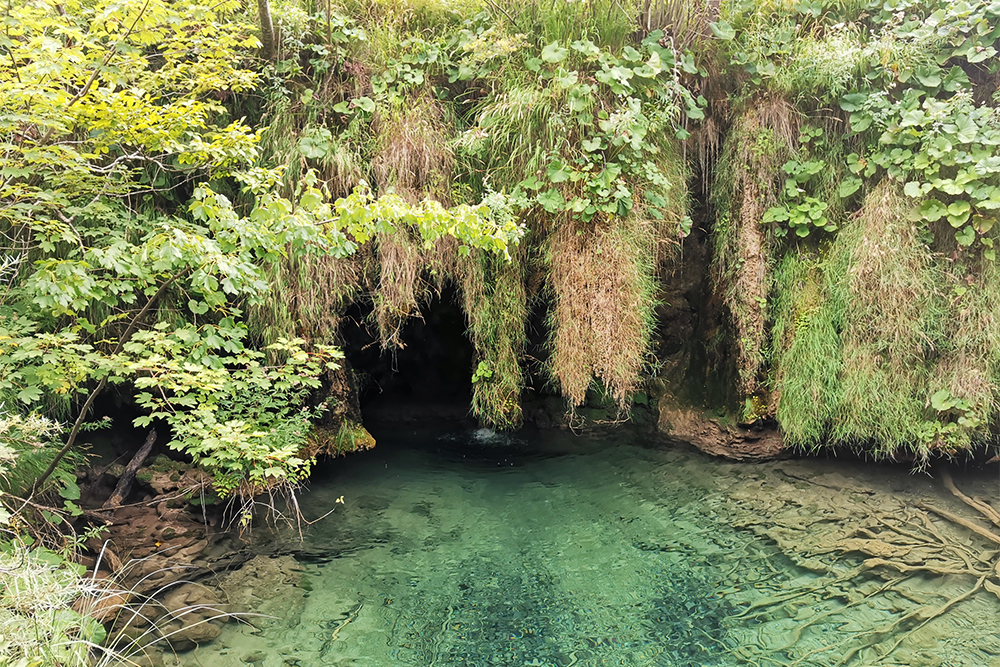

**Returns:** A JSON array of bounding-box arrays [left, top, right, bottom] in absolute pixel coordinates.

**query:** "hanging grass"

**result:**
[[712, 95, 798, 399], [460, 246, 529, 429], [249, 252, 366, 347], [546, 213, 660, 410], [926, 234, 1000, 449], [372, 95, 455, 202], [770, 249, 843, 448], [828, 181, 945, 458]]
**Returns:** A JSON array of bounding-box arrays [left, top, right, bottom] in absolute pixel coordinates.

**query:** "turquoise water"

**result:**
[[167, 426, 1000, 667]]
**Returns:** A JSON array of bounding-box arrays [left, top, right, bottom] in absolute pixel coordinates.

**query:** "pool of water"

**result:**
[[163, 425, 1000, 667]]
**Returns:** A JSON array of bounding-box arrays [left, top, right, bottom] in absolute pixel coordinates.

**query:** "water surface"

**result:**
[[168, 426, 1000, 667]]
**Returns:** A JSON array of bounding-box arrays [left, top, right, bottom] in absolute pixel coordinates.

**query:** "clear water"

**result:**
[[166, 425, 1000, 667]]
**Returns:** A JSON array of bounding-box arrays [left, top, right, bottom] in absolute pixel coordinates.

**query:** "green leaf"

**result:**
[[354, 97, 376, 113], [839, 177, 862, 198], [930, 389, 955, 411], [948, 200, 971, 217], [536, 188, 565, 213], [16, 385, 42, 404], [840, 93, 867, 112], [59, 480, 81, 501], [541, 42, 568, 64], [956, 224, 976, 246], [850, 112, 872, 133], [968, 46, 997, 63], [899, 109, 926, 127], [903, 181, 923, 198], [709, 20, 736, 40], [917, 198, 948, 222]]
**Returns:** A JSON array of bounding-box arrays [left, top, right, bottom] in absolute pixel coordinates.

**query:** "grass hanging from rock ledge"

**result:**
[[712, 97, 798, 400], [829, 181, 944, 458], [546, 214, 659, 411], [460, 247, 529, 430]]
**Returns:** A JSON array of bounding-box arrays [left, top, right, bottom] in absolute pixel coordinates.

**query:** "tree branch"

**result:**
[[32, 269, 186, 493]]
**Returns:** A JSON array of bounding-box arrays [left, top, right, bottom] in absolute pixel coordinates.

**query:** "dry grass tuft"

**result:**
[[712, 95, 799, 397], [372, 95, 454, 202], [372, 231, 428, 348], [930, 246, 1000, 435], [547, 214, 658, 409]]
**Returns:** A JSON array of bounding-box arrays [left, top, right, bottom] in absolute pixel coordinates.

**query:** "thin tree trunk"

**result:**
[[258, 0, 275, 61], [103, 430, 156, 509]]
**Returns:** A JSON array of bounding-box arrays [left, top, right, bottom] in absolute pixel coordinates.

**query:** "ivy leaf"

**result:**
[[968, 46, 997, 63], [849, 112, 872, 132], [536, 188, 565, 213], [899, 109, 926, 127], [930, 389, 955, 411], [709, 20, 736, 40], [546, 159, 572, 183], [914, 67, 941, 88], [570, 39, 600, 58], [947, 200, 971, 227], [917, 198, 948, 222], [188, 299, 209, 315], [298, 127, 334, 159], [541, 42, 568, 64], [354, 97, 376, 113], [955, 114, 978, 143]]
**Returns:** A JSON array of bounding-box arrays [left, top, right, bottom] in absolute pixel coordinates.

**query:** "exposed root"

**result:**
[[939, 465, 1000, 528], [722, 466, 1000, 666]]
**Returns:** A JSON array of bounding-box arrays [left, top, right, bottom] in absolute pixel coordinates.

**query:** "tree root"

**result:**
[[939, 466, 1000, 528], [724, 470, 1000, 667]]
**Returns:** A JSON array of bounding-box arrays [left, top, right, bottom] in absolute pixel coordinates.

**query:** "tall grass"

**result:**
[[770, 250, 843, 448]]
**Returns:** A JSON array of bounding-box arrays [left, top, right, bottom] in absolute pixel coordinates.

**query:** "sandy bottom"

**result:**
[[158, 425, 1000, 667]]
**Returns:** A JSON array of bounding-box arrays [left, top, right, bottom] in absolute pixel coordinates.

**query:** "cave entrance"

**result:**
[[340, 286, 475, 424]]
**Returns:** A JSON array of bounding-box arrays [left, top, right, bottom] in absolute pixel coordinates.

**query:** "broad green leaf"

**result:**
[[541, 42, 568, 64], [930, 389, 955, 411], [918, 198, 948, 221], [839, 177, 863, 198], [709, 20, 736, 40], [850, 112, 872, 132], [840, 93, 867, 112], [956, 224, 976, 246]]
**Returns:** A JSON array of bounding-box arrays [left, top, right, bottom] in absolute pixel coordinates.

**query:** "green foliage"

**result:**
[[0, 412, 86, 522], [0, 536, 108, 667], [770, 252, 842, 447], [1, 0, 525, 495], [122, 326, 342, 496]]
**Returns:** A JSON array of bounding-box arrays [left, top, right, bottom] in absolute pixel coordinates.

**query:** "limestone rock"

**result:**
[[657, 398, 785, 460]]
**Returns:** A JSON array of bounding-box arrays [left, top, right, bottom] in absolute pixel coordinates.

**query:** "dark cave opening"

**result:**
[[339, 286, 477, 423]]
